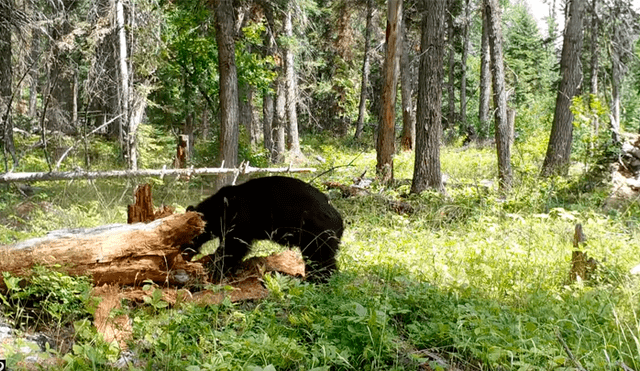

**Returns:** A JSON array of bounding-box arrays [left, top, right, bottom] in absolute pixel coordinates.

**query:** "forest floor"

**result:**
[[1, 132, 639, 370]]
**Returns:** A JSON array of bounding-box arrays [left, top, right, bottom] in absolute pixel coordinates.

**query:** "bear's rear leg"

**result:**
[[206, 237, 252, 281], [301, 232, 339, 283]]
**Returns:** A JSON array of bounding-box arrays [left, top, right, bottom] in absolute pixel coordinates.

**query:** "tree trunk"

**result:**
[[263, 90, 274, 160], [202, 102, 210, 140], [28, 20, 41, 119], [240, 83, 260, 147], [478, 2, 491, 141], [116, 0, 132, 169], [400, 12, 415, 151], [411, 0, 446, 194], [446, 0, 456, 133], [272, 75, 286, 163], [0, 0, 17, 170], [215, 0, 240, 186], [262, 5, 276, 159], [541, 0, 584, 176], [0, 213, 207, 287], [284, 7, 303, 159], [611, 52, 621, 143], [331, 0, 354, 136], [376, 0, 401, 183], [589, 0, 599, 96], [72, 67, 79, 130], [355, 0, 374, 140], [460, 0, 471, 141], [589, 0, 599, 139], [484, 0, 512, 192]]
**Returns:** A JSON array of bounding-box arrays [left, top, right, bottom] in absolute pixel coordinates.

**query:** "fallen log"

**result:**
[[0, 212, 207, 287], [0, 163, 316, 183]]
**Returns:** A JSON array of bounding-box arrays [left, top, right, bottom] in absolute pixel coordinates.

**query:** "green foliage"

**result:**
[[61, 319, 122, 368], [570, 94, 618, 175], [148, 0, 218, 132], [136, 124, 176, 169], [504, 4, 555, 109], [191, 126, 270, 168], [3, 133, 640, 370], [1, 267, 94, 329], [237, 22, 277, 93]]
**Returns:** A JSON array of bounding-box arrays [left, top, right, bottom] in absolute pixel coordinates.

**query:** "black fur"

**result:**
[[183, 176, 344, 282]]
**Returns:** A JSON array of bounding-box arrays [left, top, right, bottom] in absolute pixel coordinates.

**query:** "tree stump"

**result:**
[[569, 223, 598, 282], [127, 184, 174, 223], [174, 134, 189, 169]]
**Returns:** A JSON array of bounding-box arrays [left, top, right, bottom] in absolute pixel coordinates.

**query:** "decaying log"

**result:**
[[0, 212, 206, 287]]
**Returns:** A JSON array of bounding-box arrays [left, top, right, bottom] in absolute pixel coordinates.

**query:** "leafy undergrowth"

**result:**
[[1, 133, 639, 370]]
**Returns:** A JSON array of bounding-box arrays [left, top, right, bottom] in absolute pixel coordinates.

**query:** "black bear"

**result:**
[[183, 176, 344, 282]]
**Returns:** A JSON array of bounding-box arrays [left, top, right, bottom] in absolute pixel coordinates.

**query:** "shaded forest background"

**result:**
[[1, 0, 640, 187]]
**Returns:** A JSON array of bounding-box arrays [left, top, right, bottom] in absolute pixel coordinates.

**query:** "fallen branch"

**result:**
[[556, 331, 588, 371], [0, 163, 316, 183]]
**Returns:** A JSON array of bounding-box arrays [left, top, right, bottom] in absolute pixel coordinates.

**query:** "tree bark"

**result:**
[[589, 0, 599, 96], [411, 0, 445, 194], [376, 0, 401, 183], [400, 12, 415, 151], [215, 0, 240, 186], [460, 0, 471, 141], [541, 0, 584, 176], [588, 0, 600, 139], [611, 51, 621, 143], [47, 2, 76, 136], [284, 7, 303, 159], [28, 16, 41, 118], [355, 0, 374, 140], [272, 75, 286, 163], [0, 213, 207, 287], [478, 2, 491, 141], [446, 0, 456, 133], [485, 0, 512, 192], [609, 0, 622, 144], [262, 4, 276, 159], [239, 82, 260, 147], [0, 0, 18, 169], [263, 90, 274, 158], [116, 0, 132, 168]]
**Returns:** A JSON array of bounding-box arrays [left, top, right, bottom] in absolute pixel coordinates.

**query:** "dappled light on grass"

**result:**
[[1, 132, 640, 370]]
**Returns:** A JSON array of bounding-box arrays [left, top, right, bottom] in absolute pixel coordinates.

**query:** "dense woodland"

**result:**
[[2, 0, 640, 370], [0, 0, 639, 183]]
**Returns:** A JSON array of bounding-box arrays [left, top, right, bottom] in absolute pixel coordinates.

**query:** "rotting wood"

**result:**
[[93, 284, 133, 349], [88, 250, 306, 347], [0, 212, 207, 288], [173, 134, 189, 169], [127, 184, 174, 223], [127, 184, 154, 223], [0, 162, 316, 183], [569, 223, 598, 282]]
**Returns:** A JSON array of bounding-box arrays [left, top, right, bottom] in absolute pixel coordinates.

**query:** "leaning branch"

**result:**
[[0, 163, 316, 183]]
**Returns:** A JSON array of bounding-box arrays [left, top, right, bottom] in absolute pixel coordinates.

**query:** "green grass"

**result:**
[[1, 132, 639, 370]]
